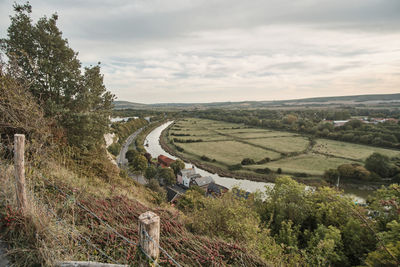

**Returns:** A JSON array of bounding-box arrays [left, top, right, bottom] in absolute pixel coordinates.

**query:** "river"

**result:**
[[145, 121, 367, 202]]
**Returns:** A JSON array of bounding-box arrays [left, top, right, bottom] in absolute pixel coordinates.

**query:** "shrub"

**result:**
[[241, 158, 256, 165], [228, 164, 242, 171], [201, 155, 211, 161], [257, 157, 271, 164], [255, 168, 272, 174]]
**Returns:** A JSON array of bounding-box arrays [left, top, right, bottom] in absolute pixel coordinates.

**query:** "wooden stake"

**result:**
[[139, 211, 160, 262], [14, 134, 27, 214]]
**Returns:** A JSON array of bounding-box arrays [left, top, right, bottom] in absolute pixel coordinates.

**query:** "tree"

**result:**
[[144, 165, 157, 179], [158, 167, 175, 185], [170, 159, 185, 176], [365, 153, 391, 178], [132, 154, 147, 172], [126, 149, 138, 163], [1, 3, 114, 149]]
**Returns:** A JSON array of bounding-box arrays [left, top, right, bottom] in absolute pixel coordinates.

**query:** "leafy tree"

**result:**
[[365, 153, 391, 178], [132, 154, 147, 172], [126, 149, 138, 163], [1, 3, 114, 149], [144, 165, 157, 179], [365, 220, 400, 266], [306, 224, 344, 266], [158, 167, 175, 185], [170, 159, 185, 176]]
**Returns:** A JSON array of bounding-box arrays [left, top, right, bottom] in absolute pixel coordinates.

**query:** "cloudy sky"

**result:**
[[0, 0, 399, 103]]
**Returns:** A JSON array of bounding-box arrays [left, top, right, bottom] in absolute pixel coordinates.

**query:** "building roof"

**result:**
[[194, 176, 214, 187], [158, 155, 175, 167], [207, 182, 228, 195], [180, 168, 196, 177], [166, 187, 183, 203]]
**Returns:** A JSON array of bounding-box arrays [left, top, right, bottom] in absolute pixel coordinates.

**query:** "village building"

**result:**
[[177, 167, 195, 186], [157, 155, 175, 168], [191, 176, 215, 190], [207, 182, 229, 197]]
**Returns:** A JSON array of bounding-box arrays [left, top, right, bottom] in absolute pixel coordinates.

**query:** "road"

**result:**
[[116, 128, 143, 166], [116, 127, 148, 185]]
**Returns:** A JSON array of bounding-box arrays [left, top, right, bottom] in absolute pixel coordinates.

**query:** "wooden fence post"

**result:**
[[14, 134, 27, 214], [139, 211, 160, 263]]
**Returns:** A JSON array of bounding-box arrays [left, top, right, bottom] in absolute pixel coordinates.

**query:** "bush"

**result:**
[[257, 157, 271, 164], [107, 143, 121, 156], [228, 164, 242, 171], [277, 168, 282, 174], [255, 168, 272, 174], [241, 158, 256, 165], [201, 155, 211, 161], [294, 172, 309, 177]]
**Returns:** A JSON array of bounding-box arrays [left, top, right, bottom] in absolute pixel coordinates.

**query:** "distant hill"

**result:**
[[114, 93, 400, 110]]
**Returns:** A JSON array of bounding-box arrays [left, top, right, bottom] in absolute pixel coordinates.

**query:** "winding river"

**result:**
[[145, 121, 367, 202]]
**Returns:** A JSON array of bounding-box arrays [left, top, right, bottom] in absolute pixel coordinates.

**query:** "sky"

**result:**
[[0, 0, 399, 104]]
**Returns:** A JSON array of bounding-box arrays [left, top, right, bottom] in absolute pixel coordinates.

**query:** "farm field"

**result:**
[[177, 140, 281, 165], [244, 136, 310, 153], [312, 139, 400, 161], [166, 118, 400, 179], [249, 154, 358, 176]]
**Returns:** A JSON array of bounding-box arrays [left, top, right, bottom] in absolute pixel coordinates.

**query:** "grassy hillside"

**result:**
[[114, 93, 400, 110]]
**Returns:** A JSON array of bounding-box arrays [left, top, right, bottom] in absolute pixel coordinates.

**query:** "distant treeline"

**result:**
[[189, 109, 400, 149]]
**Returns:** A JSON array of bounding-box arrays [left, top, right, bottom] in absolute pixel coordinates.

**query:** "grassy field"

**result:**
[[249, 154, 358, 176], [166, 118, 400, 179], [244, 136, 310, 153], [312, 139, 400, 161], [177, 140, 281, 165]]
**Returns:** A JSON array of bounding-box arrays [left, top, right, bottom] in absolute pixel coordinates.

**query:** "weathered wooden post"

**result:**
[[139, 211, 160, 263], [14, 134, 27, 214]]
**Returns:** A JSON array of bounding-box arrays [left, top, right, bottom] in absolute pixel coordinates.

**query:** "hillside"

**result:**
[[114, 93, 400, 110]]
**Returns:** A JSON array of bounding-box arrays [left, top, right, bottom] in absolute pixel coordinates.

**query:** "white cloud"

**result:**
[[1, 0, 399, 103]]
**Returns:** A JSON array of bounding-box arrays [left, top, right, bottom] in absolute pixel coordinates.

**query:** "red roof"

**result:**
[[158, 155, 175, 167]]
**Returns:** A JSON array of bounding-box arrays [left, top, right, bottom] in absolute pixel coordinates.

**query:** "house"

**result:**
[[207, 182, 229, 196], [177, 167, 196, 186], [333, 120, 349, 127], [158, 155, 175, 168], [191, 176, 215, 190], [183, 173, 201, 188]]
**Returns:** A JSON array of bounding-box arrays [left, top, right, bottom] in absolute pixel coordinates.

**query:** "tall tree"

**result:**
[[1, 2, 114, 149]]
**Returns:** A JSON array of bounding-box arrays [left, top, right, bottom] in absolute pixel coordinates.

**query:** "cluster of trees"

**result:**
[[126, 147, 185, 186], [107, 118, 148, 156], [324, 152, 400, 183], [1, 3, 114, 151], [192, 108, 400, 149], [176, 176, 400, 266]]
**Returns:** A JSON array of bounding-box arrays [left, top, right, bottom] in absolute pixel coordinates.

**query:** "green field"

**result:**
[[178, 140, 281, 165], [166, 118, 400, 178], [312, 139, 400, 161], [249, 154, 358, 176]]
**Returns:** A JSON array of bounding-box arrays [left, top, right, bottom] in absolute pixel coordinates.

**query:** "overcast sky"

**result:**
[[0, 0, 399, 103]]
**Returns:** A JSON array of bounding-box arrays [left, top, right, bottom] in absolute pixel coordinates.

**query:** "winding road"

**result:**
[[116, 127, 148, 185]]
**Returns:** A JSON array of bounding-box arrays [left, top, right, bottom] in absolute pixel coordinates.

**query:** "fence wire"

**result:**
[[38, 172, 182, 266]]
